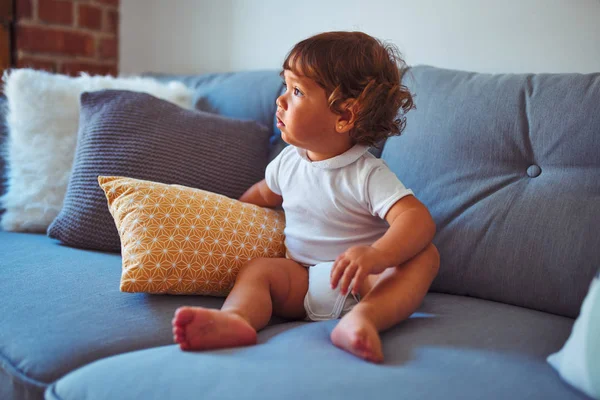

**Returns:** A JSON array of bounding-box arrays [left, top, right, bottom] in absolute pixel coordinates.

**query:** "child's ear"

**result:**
[[335, 99, 358, 134]]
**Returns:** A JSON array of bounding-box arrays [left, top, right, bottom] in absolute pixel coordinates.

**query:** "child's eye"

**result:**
[[281, 81, 303, 97]]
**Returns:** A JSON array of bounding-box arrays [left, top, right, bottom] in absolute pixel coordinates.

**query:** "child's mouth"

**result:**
[[276, 117, 285, 128]]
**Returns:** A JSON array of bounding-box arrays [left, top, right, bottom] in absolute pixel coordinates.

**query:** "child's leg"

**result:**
[[173, 257, 308, 351], [331, 244, 440, 363]]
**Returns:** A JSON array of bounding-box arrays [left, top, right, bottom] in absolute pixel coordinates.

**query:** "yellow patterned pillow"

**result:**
[[98, 176, 286, 296]]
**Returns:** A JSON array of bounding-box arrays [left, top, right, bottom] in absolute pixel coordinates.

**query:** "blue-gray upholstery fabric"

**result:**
[[148, 70, 284, 152], [149, 71, 384, 162], [0, 231, 583, 400], [2, 66, 597, 400], [384, 66, 600, 318], [47, 90, 270, 252], [0, 230, 226, 400], [45, 292, 585, 400]]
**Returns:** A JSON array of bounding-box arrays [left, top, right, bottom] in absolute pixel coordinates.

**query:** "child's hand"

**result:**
[[330, 246, 392, 296]]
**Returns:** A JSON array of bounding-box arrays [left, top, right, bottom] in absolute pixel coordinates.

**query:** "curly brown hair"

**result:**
[[282, 31, 414, 147]]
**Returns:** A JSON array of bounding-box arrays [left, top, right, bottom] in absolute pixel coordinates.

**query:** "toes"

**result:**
[[172, 323, 188, 345], [348, 331, 370, 353], [352, 340, 382, 363], [178, 341, 191, 351], [354, 335, 383, 363], [174, 334, 186, 343], [364, 346, 384, 363], [173, 330, 185, 342], [331, 322, 384, 363], [173, 329, 190, 349], [173, 326, 185, 336], [173, 307, 196, 326]]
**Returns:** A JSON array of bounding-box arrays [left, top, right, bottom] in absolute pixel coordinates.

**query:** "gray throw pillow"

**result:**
[[47, 90, 270, 252]]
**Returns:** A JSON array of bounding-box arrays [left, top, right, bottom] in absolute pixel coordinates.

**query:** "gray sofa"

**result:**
[[1, 66, 598, 400]]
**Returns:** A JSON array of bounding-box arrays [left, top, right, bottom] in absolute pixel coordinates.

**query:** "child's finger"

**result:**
[[330, 258, 350, 288], [339, 263, 358, 295], [331, 255, 344, 278], [351, 269, 367, 295]]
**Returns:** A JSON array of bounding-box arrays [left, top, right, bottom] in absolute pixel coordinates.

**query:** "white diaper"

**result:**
[[303, 261, 360, 322]]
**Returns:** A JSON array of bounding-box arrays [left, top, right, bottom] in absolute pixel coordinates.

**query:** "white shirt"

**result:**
[[265, 144, 413, 265]]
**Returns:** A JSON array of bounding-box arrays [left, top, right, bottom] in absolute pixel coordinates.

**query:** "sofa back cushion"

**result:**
[[148, 70, 283, 156], [383, 66, 600, 318]]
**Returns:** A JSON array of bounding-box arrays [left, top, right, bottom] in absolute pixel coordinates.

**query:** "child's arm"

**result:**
[[239, 179, 283, 208], [330, 195, 436, 295]]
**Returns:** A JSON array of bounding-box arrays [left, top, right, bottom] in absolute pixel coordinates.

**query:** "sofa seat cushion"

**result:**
[[46, 293, 588, 400], [0, 231, 225, 400]]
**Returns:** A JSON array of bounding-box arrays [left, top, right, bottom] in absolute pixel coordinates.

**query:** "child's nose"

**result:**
[[276, 95, 287, 110]]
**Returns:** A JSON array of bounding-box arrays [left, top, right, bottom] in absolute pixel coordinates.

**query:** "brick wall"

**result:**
[[15, 0, 119, 76]]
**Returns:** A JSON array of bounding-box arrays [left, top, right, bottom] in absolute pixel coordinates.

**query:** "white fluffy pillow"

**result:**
[[0, 69, 194, 232], [547, 270, 600, 399]]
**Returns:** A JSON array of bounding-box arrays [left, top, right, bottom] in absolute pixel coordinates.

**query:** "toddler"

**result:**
[[172, 31, 439, 363]]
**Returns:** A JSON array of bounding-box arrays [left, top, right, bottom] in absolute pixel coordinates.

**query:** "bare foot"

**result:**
[[331, 312, 384, 363], [172, 307, 257, 351]]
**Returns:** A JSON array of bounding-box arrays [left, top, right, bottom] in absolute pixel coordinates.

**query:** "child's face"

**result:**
[[276, 70, 344, 155]]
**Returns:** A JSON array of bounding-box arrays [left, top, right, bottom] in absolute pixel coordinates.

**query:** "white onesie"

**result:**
[[265, 144, 413, 321]]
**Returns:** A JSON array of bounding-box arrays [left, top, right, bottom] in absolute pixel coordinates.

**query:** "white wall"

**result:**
[[120, 0, 600, 75]]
